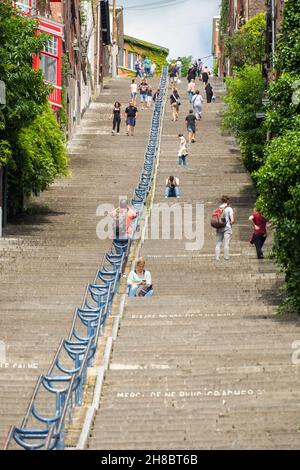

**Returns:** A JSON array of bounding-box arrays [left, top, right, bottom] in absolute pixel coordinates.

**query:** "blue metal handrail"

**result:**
[[4, 67, 168, 450]]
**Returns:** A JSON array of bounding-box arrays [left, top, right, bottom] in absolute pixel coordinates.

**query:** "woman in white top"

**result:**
[[178, 134, 188, 167], [130, 79, 138, 106], [187, 79, 196, 103], [127, 258, 153, 297]]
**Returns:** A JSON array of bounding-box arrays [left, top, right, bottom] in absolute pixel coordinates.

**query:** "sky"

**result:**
[[119, 0, 220, 67]]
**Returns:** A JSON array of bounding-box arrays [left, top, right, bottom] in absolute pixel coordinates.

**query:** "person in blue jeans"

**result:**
[[178, 134, 188, 166], [165, 176, 180, 198], [127, 258, 153, 297]]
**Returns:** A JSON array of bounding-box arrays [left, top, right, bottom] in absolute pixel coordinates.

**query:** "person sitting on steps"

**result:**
[[127, 257, 153, 297], [165, 176, 180, 198]]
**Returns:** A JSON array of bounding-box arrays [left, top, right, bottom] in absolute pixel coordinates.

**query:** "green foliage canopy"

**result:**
[[224, 13, 266, 68]]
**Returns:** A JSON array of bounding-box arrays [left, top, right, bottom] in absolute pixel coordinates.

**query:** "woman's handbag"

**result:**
[[250, 232, 256, 245], [172, 94, 181, 106]]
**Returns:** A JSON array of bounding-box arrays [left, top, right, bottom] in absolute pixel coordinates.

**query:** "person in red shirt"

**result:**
[[249, 208, 270, 259], [111, 198, 137, 242]]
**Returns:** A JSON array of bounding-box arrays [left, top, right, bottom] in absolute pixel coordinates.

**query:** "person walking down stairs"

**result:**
[[125, 101, 138, 136], [212, 195, 235, 261], [111, 101, 121, 136]]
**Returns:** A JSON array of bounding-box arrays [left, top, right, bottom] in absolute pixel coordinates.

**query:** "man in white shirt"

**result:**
[[176, 57, 183, 78], [215, 195, 235, 261]]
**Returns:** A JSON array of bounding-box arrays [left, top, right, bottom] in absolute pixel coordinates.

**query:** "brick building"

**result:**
[[13, 0, 111, 137], [220, 0, 285, 77]]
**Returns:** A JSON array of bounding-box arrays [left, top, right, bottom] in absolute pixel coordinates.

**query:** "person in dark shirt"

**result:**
[[249, 208, 270, 259], [125, 100, 138, 136], [187, 65, 197, 83], [112, 101, 121, 135], [139, 80, 149, 110], [185, 110, 197, 143], [153, 88, 160, 102], [205, 82, 214, 103]]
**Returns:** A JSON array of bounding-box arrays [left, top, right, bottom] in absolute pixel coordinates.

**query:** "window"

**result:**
[[119, 48, 124, 67], [128, 52, 134, 70], [44, 37, 58, 56], [40, 54, 57, 84], [15, 0, 36, 15]]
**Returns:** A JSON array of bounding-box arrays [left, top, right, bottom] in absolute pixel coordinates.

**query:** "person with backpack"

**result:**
[[125, 100, 138, 136], [127, 257, 153, 297], [249, 208, 270, 259], [170, 88, 180, 122], [192, 90, 203, 120], [178, 134, 188, 167], [111, 198, 137, 242], [165, 176, 180, 198], [111, 101, 121, 136], [212, 195, 235, 261]]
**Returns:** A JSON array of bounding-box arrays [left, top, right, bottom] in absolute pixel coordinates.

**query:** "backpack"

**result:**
[[113, 209, 127, 239], [211, 207, 226, 229]]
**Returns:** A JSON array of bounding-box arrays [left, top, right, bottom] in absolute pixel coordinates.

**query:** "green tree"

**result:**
[[277, 0, 300, 72], [169, 56, 192, 78], [0, 2, 68, 214], [222, 65, 266, 172], [255, 131, 300, 312], [254, 0, 300, 313], [224, 13, 266, 68]]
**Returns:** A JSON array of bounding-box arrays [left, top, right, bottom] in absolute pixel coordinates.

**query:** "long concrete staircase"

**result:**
[[0, 78, 159, 446], [87, 79, 300, 450]]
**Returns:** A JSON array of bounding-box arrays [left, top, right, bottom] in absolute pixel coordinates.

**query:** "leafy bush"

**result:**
[[222, 65, 266, 172], [0, 2, 68, 214], [277, 0, 300, 72], [224, 13, 266, 68], [255, 131, 300, 312], [265, 73, 300, 135], [7, 105, 69, 213]]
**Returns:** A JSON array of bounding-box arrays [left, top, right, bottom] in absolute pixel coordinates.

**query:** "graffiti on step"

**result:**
[[116, 389, 266, 399], [130, 312, 236, 319], [0, 362, 38, 369]]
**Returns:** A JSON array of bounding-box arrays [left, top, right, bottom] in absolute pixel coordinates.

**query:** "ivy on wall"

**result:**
[[123, 36, 169, 74]]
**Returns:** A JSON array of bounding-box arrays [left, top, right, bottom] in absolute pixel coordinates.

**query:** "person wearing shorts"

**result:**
[[139, 79, 149, 110], [185, 110, 197, 143], [130, 79, 138, 106], [125, 101, 138, 136]]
